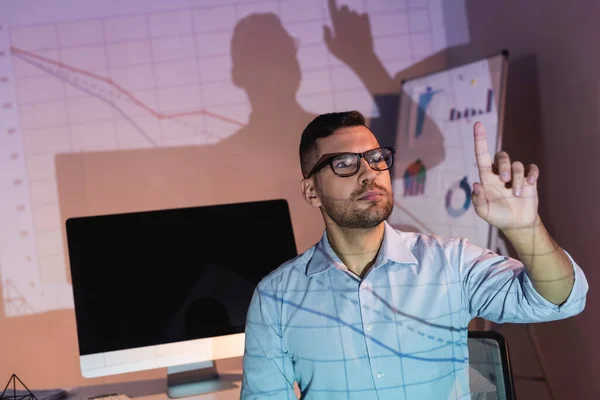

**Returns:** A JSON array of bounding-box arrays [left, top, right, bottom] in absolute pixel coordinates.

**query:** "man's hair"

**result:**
[[299, 111, 366, 177]]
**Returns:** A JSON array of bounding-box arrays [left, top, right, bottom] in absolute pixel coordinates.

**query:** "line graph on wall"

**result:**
[[0, 0, 453, 317]]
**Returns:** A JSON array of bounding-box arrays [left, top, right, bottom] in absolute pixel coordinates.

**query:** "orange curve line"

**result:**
[[10, 46, 245, 127]]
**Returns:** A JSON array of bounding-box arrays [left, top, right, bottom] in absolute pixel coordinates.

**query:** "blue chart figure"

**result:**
[[403, 159, 427, 196], [445, 176, 471, 218], [416, 87, 442, 137]]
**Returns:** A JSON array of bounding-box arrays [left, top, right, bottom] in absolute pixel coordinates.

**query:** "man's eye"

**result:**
[[333, 156, 356, 169], [368, 152, 384, 163]]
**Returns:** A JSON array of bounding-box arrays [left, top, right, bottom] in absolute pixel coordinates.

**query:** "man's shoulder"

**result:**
[[256, 246, 316, 290]]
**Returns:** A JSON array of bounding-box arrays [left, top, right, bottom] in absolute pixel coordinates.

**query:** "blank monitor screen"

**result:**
[[66, 199, 297, 356]]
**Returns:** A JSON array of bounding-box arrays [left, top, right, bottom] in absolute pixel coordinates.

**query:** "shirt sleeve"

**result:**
[[241, 285, 296, 399], [456, 238, 588, 323]]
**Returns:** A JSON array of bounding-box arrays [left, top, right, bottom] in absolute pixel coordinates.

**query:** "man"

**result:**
[[241, 111, 587, 399]]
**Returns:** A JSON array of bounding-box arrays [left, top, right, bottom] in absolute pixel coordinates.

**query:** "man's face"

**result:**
[[309, 126, 394, 229]]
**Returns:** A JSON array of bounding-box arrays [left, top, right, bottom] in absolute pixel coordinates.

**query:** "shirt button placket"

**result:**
[[359, 281, 371, 334], [359, 280, 381, 387]]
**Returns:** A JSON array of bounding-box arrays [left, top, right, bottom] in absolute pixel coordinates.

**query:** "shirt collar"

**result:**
[[306, 221, 418, 277]]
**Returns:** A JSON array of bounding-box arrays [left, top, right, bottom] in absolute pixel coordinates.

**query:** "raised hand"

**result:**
[[471, 122, 540, 231], [323, 0, 375, 65], [323, 0, 400, 97]]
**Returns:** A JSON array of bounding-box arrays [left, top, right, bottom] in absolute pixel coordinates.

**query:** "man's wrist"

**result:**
[[501, 217, 563, 265]]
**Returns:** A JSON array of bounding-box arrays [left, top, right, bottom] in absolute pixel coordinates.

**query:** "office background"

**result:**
[[0, 0, 597, 399]]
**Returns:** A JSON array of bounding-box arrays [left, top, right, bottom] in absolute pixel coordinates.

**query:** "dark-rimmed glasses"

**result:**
[[304, 147, 395, 178]]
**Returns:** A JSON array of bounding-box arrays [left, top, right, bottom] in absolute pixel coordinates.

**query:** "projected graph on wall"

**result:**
[[0, 0, 450, 317]]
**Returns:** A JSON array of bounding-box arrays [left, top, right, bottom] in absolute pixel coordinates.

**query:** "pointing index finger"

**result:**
[[474, 121, 493, 180]]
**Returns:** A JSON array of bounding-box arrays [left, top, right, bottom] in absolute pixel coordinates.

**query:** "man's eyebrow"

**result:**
[[314, 151, 352, 162], [321, 151, 348, 157]]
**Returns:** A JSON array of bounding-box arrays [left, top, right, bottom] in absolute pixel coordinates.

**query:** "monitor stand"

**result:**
[[167, 360, 238, 398]]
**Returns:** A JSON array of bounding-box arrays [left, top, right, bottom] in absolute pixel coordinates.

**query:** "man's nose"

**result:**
[[358, 158, 377, 185]]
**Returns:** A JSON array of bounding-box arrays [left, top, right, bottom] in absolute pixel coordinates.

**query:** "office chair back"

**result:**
[[468, 330, 516, 400]]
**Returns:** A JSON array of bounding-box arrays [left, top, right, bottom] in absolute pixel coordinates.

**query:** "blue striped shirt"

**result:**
[[241, 222, 588, 399]]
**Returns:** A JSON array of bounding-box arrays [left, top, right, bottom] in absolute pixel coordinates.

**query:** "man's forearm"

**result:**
[[502, 216, 575, 305]]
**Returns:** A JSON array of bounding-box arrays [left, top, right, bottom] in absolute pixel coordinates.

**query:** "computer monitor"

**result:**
[[65, 199, 298, 397]]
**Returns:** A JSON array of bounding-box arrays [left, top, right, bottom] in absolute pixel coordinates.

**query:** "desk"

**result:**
[[66, 358, 245, 400], [66, 375, 242, 400]]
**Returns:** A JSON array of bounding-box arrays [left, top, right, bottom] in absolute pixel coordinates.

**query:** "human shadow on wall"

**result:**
[[222, 8, 446, 235]]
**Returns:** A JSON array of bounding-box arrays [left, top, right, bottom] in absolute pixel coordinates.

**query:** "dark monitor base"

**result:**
[[167, 361, 238, 398]]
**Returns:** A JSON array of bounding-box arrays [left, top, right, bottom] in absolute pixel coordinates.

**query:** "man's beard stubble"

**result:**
[[319, 182, 394, 229]]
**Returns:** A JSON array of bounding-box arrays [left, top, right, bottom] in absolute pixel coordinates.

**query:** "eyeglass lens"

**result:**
[[332, 148, 393, 176]]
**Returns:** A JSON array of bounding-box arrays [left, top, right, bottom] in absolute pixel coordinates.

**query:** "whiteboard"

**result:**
[[389, 52, 508, 250]]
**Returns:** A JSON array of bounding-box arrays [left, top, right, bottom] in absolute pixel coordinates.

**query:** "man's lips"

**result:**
[[357, 190, 385, 200]]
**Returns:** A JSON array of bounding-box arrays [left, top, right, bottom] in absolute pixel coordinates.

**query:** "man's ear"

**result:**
[[301, 178, 321, 208]]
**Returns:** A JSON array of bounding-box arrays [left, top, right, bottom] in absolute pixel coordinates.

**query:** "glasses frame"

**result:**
[[304, 147, 396, 178]]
